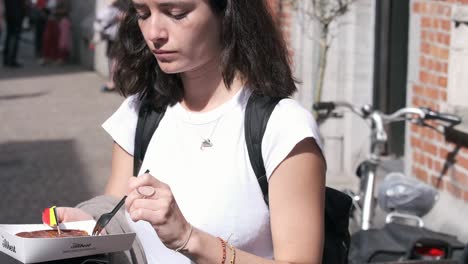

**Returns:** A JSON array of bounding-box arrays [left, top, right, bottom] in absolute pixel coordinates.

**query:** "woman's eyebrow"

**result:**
[[158, 0, 192, 8], [132, 2, 146, 9]]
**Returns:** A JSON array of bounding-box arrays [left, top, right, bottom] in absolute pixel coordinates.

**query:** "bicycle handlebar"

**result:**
[[313, 102, 336, 112], [420, 107, 462, 125], [313, 101, 461, 127]]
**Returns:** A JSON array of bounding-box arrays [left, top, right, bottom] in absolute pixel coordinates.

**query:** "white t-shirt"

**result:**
[[102, 88, 322, 264]]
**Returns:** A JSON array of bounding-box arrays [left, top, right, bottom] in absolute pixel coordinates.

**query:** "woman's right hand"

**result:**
[[56, 207, 94, 223]]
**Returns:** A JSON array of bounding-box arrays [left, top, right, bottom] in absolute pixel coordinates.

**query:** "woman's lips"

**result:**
[[152, 50, 177, 60]]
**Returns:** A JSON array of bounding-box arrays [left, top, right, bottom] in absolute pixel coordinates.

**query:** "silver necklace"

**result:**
[[185, 109, 223, 150]]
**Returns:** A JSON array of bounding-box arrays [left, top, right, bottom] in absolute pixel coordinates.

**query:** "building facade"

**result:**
[[406, 0, 468, 240]]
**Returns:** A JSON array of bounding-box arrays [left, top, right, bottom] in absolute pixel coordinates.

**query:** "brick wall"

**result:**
[[411, 0, 468, 202]]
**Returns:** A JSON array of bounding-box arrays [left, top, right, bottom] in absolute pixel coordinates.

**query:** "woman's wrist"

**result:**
[[181, 227, 227, 264]]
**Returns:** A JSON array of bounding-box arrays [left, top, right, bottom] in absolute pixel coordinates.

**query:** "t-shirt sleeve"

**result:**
[[261, 99, 323, 180], [101, 95, 140, 156]]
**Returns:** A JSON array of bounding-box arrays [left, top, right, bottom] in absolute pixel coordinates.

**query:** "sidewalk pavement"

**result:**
[[0, 34, 123, 263]]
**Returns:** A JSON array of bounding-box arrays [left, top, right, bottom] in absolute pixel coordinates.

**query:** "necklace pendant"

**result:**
[[200, 139, 213, 150]]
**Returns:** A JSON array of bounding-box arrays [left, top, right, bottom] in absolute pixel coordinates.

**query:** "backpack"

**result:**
[[133, 94, 352, 264]]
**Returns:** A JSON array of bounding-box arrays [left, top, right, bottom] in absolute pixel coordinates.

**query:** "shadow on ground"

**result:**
[[0, 140, 94, 224]]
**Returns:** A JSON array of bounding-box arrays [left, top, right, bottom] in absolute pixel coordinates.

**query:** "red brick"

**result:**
[[446, 181, 463, 199], [411, 135, 422, 148], [439, 147, 450, 159], [421, 42, 430, 54], [419, 168, 429, 182], [444, 35, 451, 46], [421, 2, 428, 13], [438, 76, 448, 88], [423, 141, 438, 156], [430, 2, 438, 14], [425, 87, 439, 100], [420, 71, 429, 83], [428, 31, 435, 42], [436, 32, 444, 44], [435, 61, 442, 72], [422, 17, 431, 28], [414, 2, 421, 13], [429, 45, 438, 57], [421, 31, 427, 41], [414, 85, 424, 95], [411, 123, 421, 134], [443, 5, 452, 16], [428, 157, 434, 169], [458, 155, 468, 169], [435, 161, 442, 172], [441, 19, 451, 31], [437, 5, 445, 15], [433, 73, 440, 86], [464, 190, 468, 202], [440, 48, 449, 60], [419, 56, 426, 67], [415, 167, 428, 180], [443, 63, 448, 74], [453, 168, 468, 186], [428, 59, 434, 70]]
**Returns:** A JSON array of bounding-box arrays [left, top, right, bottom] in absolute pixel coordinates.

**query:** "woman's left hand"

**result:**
[[125, 172, 191, 250]]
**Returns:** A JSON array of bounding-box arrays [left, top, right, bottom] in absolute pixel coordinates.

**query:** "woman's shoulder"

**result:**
[[274, 98, 314, 121]]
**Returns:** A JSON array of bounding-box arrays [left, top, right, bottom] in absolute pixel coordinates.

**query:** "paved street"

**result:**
[[0, 35, 123, 263]]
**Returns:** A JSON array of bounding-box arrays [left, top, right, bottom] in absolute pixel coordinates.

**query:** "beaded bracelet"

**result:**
[[229, 243, 236, 264], [217, 237, 227, 264]]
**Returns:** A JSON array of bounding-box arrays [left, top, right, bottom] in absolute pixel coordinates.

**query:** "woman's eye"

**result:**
[[135, 12, 149, 20], [170, 11, 188, 20]]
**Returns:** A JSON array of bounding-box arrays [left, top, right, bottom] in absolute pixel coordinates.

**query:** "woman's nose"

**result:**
[[146, 16, 168, 44]]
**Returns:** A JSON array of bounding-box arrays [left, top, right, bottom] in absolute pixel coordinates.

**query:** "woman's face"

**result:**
[[132, 0, 222, 74]]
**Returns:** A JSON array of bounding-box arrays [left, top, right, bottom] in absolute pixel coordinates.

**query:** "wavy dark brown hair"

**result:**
[[113, 0, 296, 109]]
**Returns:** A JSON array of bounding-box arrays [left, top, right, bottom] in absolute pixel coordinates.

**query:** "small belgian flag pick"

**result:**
[[42, 206, 61, 235]]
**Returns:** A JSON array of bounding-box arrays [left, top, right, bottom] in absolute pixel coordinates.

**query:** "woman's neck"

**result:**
[[180, 58, 242, 112]]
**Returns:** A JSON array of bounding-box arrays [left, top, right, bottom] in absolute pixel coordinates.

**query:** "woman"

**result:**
[[59, 0, 326, 263]]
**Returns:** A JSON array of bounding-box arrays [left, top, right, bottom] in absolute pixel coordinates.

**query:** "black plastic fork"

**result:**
[[92, 169, 149, 236], [91, 195, 127, 236]]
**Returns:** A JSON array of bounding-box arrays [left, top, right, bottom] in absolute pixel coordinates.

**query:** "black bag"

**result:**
[[349, 222, 465, 263], [134, 94, 352, 264]]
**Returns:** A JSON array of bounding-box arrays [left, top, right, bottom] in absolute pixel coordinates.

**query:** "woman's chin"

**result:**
[[157, 63, 183, 74]]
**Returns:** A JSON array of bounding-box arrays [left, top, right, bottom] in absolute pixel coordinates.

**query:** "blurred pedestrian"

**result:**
[[40, 0, 59, 64], [56, 10, 71, 64], [55, 0, 71, 64], [41, 0, 69, 65], [31, 0, 48, 61], [92, 0, 125, 92], [3, 0, 27, 67], [0, 0, 4, 47]]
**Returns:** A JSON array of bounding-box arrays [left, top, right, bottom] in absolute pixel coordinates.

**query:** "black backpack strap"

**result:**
[[133, 102, 166, 176], [245, 93, 283, 206]]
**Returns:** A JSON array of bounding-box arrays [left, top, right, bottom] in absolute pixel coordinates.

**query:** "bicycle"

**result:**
[[313, 101, 468, 263]]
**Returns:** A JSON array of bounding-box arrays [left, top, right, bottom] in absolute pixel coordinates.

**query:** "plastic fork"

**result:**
[[92, 169, 149, 236], [91, 195, 127, 236]]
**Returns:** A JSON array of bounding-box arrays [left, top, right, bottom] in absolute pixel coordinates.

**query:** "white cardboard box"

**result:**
[[0, 220, 135, 263]]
